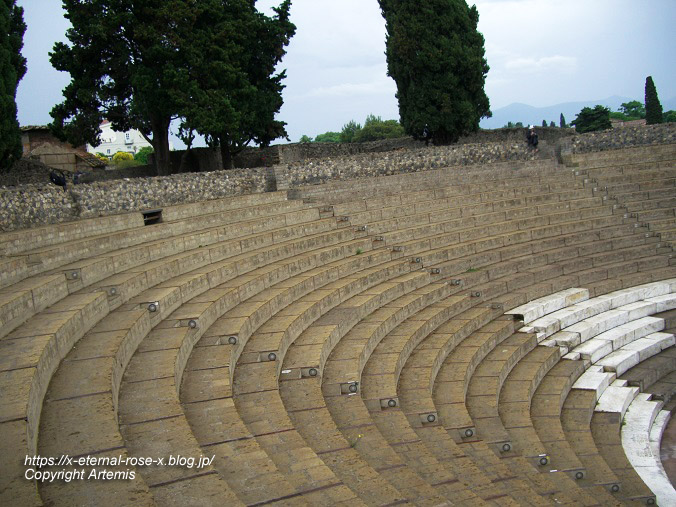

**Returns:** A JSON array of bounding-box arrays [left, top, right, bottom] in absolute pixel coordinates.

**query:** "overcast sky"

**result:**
[[16, 0, 676, 146]]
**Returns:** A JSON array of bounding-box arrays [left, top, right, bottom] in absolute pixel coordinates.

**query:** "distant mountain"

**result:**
[[480, 95, 676, 129]]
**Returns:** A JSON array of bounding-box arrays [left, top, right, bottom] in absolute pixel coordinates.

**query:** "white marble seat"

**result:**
[[521, 280, 675, 342], [594, 382, 640, 418], [505, 287, 589, 324], [622, 395, 676, 506]]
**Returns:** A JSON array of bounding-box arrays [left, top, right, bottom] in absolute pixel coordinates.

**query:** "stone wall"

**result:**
[[568, 123, 675, 153], [0, 167, 273, 232], [274, 139, 549, 189], [167, 126, 574, 171], [1, 123, 673, 232]]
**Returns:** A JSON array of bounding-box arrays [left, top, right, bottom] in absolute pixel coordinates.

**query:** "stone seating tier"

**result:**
[[2, 146, 675, 506]]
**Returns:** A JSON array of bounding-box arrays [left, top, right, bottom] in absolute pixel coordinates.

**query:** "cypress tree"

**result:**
[[645, 76, 663, 125], [378, 0, 490, 144], [0, 0, 27, 171]]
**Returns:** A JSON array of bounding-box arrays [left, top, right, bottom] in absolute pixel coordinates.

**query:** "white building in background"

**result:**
[[86, 121, 173, 159]]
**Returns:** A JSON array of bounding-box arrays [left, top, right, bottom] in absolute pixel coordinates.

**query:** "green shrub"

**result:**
[[134, 146, 154, 164], [314, 131, 341, 143]]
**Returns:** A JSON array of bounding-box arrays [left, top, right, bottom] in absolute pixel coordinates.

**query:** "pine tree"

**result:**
[[378, 0, 490, 144], [50, 1, 294, 175], [560, 113, 567, 128], [571, 106, 611, 133], [645, 76, 663, 125], [0, 0, 27, 171], [178, 0, 295, 169], [50, 0, 198, 175]]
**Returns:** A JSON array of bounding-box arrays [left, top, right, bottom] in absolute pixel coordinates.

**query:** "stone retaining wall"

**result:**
[[274, 139, 547, 189], [1, 123, 673, 232], [569, 123, 675, 153], [1, 167, 272, 232]]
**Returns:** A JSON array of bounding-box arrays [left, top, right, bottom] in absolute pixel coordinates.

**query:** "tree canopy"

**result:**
[[178, 0, 295, 169], [571, 105, 611, 133], [0, 0, 27, 171], [378, 0, 491, 144], [50, 0, 294, 174]]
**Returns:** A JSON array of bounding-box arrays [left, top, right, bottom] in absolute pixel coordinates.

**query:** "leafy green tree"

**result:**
[[560, 113, 567, 128], [619, 100, 645, 120], [514, 122, 524, 128], [663, 111, 676, 123], [314, 131, 341, 143], [571, 105, 612, 133], [0, 0, 27, 171], [50, 0, 201, 175], [299, 135, 312, 143], [378, 0, 491, 144], [134, 146, 154, 165], [353, 115, 405, 142], [645, 76, 663, 125], [179, 0, 295, 169], [340, 120, 362, 143]]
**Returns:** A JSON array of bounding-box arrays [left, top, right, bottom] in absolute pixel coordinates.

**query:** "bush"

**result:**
[[112, 151, 134, 162], [340, 115, 405, 143], [314, 131, 341, 143], [134, 146, 154, 164], [352, 115, 405, 143]]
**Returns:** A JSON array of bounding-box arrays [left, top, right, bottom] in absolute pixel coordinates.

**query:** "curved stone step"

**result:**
[[181, 250, 400, 505], [281, 282, 459, 504], [622, 395, 674, 505], [229, 269, 437, 504]]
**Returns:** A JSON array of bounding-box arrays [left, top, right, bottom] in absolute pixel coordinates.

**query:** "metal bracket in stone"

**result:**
[[258, 351, 277, 362], [65, 269, 81, 281], [494, 440, 513, 454], [180, 318, 199, 329], [379, 397, 399, 410], [419, 412, 439, 425], [564, 468, 587, 481], [602, 482, 621, 494], [528, 453, 550, 467], [340, 382, 359, 395], [458, 426, 477, 440], [144, 301, 160, 313], [280, 367, 319, 380], [215, 335, 238, 346]]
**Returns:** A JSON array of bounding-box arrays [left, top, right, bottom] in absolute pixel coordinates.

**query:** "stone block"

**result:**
[[596, 349, 640, 376], [594, 385, 639, 416]]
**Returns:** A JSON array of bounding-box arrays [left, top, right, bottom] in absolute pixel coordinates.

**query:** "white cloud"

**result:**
[[504, 55, 577, 74]]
